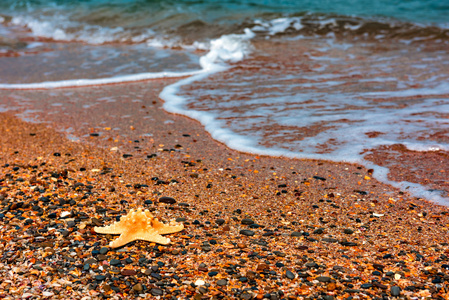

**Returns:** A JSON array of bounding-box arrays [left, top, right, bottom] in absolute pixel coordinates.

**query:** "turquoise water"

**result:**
[[1, 0, 448, 25]]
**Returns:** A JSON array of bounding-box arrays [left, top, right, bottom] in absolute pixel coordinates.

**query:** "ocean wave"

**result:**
[[2, 8, 449, 47]]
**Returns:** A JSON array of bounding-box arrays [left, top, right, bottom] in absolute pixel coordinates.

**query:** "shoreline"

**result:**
[[1, 78, 449, 299]]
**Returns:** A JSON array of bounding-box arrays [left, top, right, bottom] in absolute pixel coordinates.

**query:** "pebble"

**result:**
[[390, 286, 401, 296], [201, 245, 212, 252], [343, 228, 354, 234], [285, 270, 295, 279], [215, 218, 225, 225], [132, 283, 143, 292], [194, 279, 205, 286], [99, 247, 109, 255], [150, 288, 163, 296], [121, 269, 137, 276], [110, 259, 121, 266], [159, 196, 176, 204], [240, 292, 253, 300], [361, 283, 372, 289], [95, 275, 106, 281], [239, 229, 255, 236], [241, 218, 254, 225], [59, 229, 70, 237], [216, 279, 227, 286], [316, 276, 331, 282], [291, 231, 302, 237]]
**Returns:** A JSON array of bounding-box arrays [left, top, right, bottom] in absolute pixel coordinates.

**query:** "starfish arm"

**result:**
[[109, 228, 171, 248], [94, 221, 125, 235], [152, 218, 184, 235]]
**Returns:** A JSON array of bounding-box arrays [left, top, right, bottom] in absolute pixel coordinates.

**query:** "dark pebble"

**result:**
[[208, 271, 218, 277], [99, 247, 109, 255], [285, 270, 295, 279], [47, 212, 57, 219], [313, 228, 324, 234], [176, 217, 186, 222], [59, 229, 70, 237], [373, 263, 385, 270], [316, 276, 331, 283], [305, 262, 319, 268], [150, 288, 163, 296], [361, 283, 372, 289], [144, 200, 153, 205], [343, 228, 354, 234], [215, 218, 225, 225], [291, 231, 302, 237], [241, 218, 254, 225], [239, 277, 248, 282], [432, 276, 442, 284], [240, 229, 255, 236], [159, 196, 176, 204], [390, 286, 401, 296], [340, 241, 358, 246], [95, 275, 106, 281], [322, 238, 338, 243], [110, 259, 121, 266]]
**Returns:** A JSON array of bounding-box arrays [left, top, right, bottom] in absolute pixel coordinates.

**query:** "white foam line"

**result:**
[[0, 70, 203, 90]]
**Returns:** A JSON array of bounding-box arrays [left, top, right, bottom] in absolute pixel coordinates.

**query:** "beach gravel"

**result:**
[[0, 82, 448, 299]]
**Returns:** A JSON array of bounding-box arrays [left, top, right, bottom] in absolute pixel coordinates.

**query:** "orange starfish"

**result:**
[[94, 208, 184, 248]]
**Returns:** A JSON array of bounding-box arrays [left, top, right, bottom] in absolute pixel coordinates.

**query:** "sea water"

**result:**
[[0, 0, 448, 203]]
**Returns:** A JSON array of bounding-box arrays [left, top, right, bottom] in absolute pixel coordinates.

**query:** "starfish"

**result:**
[[94, 208, 184, 248]]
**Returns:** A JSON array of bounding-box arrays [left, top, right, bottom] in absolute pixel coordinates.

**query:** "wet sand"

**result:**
[[1, 79, 449, 299]]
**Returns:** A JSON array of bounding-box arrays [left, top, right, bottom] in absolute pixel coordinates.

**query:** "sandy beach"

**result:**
[[0, 78, 448, 299]]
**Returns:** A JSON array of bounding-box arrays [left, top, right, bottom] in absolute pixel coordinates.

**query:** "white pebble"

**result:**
[[60, 211, 71, 218], [194, 279, 205, 286]]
